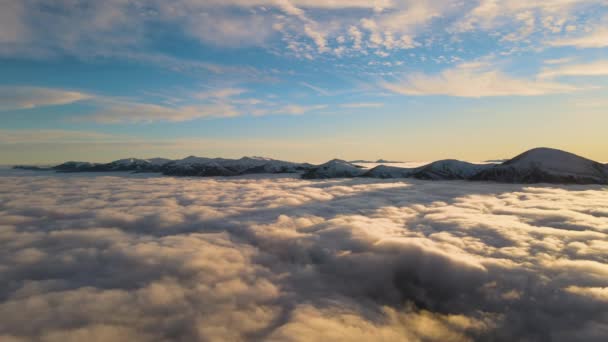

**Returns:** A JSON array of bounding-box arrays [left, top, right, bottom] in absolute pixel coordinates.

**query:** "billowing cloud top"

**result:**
[[0, 170, 607, 340]]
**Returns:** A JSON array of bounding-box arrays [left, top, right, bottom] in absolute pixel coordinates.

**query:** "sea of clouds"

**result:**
[[0, 169, 607, 341]]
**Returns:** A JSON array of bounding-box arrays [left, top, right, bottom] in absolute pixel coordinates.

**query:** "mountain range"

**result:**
[[13, 148, 608, 185], [14, 156, 312, 177]]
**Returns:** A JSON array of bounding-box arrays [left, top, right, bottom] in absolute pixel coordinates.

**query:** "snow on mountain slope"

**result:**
[[145, 158, 172, 166], [162, 160, 239, 177], [47, 156, 310, 177], [241, 160, 313, 174], [162, 156, 311, 177], [107, 158, 169, 171], [362, 165, 415, 179], [53, 161, 100, 171], [302, 159, 366, 179], [171, 156, 215, 166], [361, 160, 490, 180], [412, 160, 493, 180], [53, 158, 172, 172], [471, 148, 608, 184], [220, 157, 280, 173], [17, 148, 608, 184]]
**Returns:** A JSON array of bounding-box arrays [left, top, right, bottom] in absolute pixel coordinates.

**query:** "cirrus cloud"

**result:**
[[549, 28, 608, 48], [539, 60, 608, 79], [380, 64, 578, 98], [0, 87, 91, 111]]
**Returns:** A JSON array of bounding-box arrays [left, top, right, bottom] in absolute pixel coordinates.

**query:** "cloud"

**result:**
[[549, 28, 608, 48], [0, 0, 27, 44], [0, 87, 91, 111], [0, 172, 607, 340], [82, 100, 239, 123], [544, 57, 575, 65], [340, 102, 384, 108], [195, 87, 248, 100], [273, 104, 327, 115], [452, 0, 605, 35], [300, 82, 331, 96], [380, 64, 577, 97], [1, 0, 606, 62], [539, 60, 608, 79], [0, 85, 323, 123], [0, 129, 121, 144], [303, 25, 328, 52], [81, 90, 330, 123], [182, 11, 276, 48]]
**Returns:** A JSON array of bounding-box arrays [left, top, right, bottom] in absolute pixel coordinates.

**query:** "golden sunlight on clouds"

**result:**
[[0, 172, 607, 340]]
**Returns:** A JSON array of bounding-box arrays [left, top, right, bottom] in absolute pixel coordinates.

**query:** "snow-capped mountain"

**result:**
[[307, 148, 608, 184], [161, 156, 311, 177], [105, 158, 171, 171], [362, 165, 414, 179], [53, 158, 170, 172], [302, 159, 366, 179], [471, 148, 608, 184], [54, 161, 101, 171], [362, 160, 490, 180], [161, 157, 233, 176], [45, 156, 311, 176], [412, 160, 492, 180], [13, 148, 608, 184]]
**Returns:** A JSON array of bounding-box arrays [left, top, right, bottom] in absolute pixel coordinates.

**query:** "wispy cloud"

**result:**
[[340, 102, 384, 108], [300, 82, 331, 96], [195, 88, 248, 100], [380, 64, 577, 98], [67, 86, 330, 123], [549, 28, 608, 48], [544, 57, 575, 65], [86, 101, 241, 124], [0, 87, 91, 111], [540, 60, 608, 79], [273, 104, 327, 115], [0, 129, 121, 144]]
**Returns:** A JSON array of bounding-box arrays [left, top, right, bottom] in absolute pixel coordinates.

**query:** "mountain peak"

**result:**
[[473, 147, 608, 184], [302, 159, 365, 179]]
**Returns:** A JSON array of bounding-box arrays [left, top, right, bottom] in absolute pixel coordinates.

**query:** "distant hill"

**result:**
[[14, 148, 608, 184]]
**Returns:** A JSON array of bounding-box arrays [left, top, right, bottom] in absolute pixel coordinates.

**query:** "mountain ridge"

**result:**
[[12, 148, 608, 184]]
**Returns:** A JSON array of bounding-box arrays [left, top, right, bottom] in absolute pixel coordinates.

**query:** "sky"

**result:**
[[0, 0, 607, 164]]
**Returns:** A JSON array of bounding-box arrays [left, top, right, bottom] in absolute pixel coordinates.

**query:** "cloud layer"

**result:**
[[0, 171, 607, 341], [1, 0, 606, 60]]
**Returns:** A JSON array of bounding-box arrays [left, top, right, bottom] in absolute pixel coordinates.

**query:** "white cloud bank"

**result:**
[[0, 171, 607, 341]]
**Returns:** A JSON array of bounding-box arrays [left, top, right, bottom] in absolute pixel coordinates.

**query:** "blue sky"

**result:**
[[1, 0, 607, 163]]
